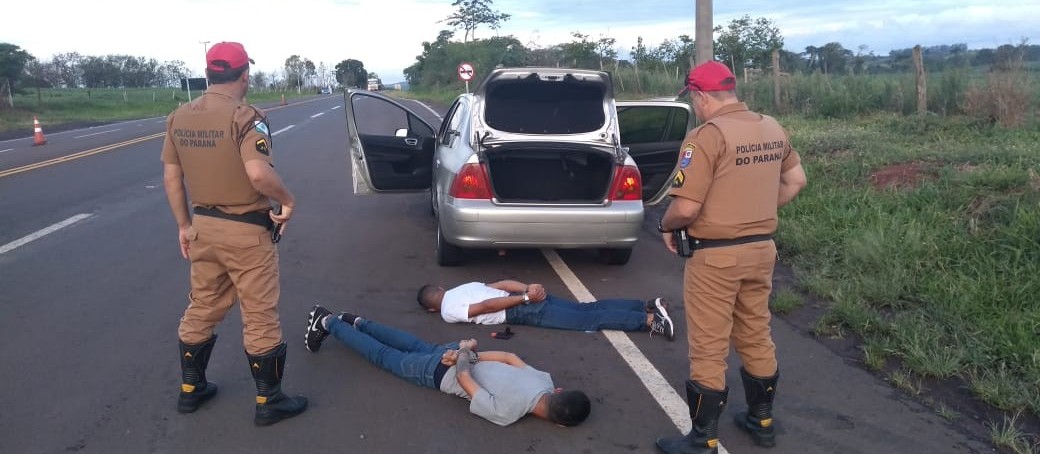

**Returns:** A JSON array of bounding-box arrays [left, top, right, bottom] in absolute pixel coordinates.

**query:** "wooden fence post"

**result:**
[[772, 48, 781, 113], [913, 45, 927, 114]]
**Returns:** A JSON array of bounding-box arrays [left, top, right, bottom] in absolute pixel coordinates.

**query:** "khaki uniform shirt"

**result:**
[[669, 102, 801, 239], [161, 86, 274, 215]]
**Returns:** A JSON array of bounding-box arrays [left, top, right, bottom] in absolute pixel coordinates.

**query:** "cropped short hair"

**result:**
[[417, 284, 439, 309], [547, 390, 591, 426]]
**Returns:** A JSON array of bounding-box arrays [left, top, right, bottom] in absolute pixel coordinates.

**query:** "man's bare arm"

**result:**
[[476, 351, 527, 368], [487, 280, 528, 293], [778, 163, 807, 207], [244, 160, 296, 208], [163, 163, 191, 229], [467, 295, 528, 318]]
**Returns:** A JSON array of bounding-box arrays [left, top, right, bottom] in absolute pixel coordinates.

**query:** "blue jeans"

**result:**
[[504, 295, 648, 332], [328, 317, 459, 389]]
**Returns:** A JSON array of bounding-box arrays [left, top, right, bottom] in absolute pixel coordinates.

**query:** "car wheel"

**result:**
[[436, 224, 463, 266], [599, 247, 632, 265]]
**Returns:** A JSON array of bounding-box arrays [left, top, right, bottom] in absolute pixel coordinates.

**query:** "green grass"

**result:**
[[0, 87, 317, 134], [769, 288, 804, 314], [777, 112, 1040, 421], [988, 412, 1040, 454]]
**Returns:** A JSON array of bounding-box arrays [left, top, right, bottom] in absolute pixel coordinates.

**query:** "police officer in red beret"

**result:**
[[162, 41, 307, 426], [656, 61, 807, 453]]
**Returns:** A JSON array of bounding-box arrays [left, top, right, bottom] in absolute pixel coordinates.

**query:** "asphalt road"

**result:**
[[0, 93, 994, 454]]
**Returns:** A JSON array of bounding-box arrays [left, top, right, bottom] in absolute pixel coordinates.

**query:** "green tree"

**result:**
[[335, 59, 367, 88], [0, 43, 32, 108], [818, 42, 851, 74], [284, 55, 307, 89], [594, 36, 618, 71], [713, 15, 784, 75], [559, 32, 598, 68], [441, 0, 511, 42], [251, 70, 268, 89]]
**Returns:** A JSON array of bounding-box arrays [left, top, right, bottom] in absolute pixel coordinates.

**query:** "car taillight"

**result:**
[[609, 165, 642, 201], [449, 163, 492, 199]]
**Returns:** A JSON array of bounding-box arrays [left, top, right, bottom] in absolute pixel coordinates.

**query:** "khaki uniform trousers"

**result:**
[[684, 240, 778, 391], [178, 214, 283, 355]]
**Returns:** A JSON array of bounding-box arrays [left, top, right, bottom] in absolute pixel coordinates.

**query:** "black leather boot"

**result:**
[[656, 380, 728, 454], [734, 367, 779, 447], [177, 335, 218, 413], [247, 343, 308, 426]]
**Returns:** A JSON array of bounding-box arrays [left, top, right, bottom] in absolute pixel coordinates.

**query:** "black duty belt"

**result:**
[[193, 206, 274, 230], [689, 234, 773, 250]]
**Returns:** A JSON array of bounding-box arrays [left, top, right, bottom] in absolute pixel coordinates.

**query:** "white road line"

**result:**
[[74, 129, 121, 139], [272, 125, 295, 136], [0, 214, 94, 255], [412, 100, 442, 120], [540, 249, 730, 454], [310, 112, 325, 118], [331, 105, 341, 110], [0, 148, 11, 154], [156, 120, 166, 124]]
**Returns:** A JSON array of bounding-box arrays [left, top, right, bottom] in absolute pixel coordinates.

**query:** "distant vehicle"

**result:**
[[366, 78, 383, 91], [318, 86, 332, 94], [344, 67, 691, 266]]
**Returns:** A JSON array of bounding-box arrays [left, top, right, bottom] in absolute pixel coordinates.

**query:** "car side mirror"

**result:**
[[395, 128, 408, 138]]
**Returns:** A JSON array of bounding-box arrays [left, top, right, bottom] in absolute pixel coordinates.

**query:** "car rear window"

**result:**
[[483, 74, 605, 134]]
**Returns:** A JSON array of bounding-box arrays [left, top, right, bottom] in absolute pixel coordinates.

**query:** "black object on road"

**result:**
[[491, 327, 514, 340]]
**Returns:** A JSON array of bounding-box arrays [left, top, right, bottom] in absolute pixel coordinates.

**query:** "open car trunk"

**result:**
[[485, 145, 616, 203], [481, 71, 610, 134]]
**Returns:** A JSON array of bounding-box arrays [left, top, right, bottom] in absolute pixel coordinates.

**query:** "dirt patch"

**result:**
[[869, 162, 935, 190]]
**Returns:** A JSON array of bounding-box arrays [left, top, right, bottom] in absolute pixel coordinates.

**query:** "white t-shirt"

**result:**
[[440, 282, 509, 325]]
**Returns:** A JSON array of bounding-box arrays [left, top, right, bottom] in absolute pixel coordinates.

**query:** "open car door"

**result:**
[[616, 101, 693, 205], [344, 89, 436, 194]]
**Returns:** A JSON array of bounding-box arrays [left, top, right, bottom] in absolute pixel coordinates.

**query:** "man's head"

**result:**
[[417, 284, 445, 312], [678, 61, 739, 121], [546, 390, 591, 427], [205, 41, 253, 90]]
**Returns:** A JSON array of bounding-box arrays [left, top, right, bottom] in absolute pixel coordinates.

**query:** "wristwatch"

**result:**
[[658, 220, 668, 233], [522, 293, 530, 302]]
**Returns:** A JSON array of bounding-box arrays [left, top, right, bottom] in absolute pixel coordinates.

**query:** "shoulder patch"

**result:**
[[254, 120, 270, 136], [673, 170, 685, 188], [680, 143, 695, 168], [255, 138, 269, 155]]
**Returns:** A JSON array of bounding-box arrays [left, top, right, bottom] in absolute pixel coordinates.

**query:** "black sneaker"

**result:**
[[305, 305, 332, 353], [650, 308, 675, 341], [339, 312, 360, 327], [647, 297, 670, 314]]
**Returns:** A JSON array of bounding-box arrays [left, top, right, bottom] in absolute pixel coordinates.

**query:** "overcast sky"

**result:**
[[2, 0, 1036, 83]]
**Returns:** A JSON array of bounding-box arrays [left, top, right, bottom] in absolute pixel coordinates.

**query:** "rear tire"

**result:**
[[436, 225, 464, 266], [599, 247, 632, 265]]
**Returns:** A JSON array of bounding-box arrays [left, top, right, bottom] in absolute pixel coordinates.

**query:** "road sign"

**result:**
[[457, 62, 475, 81]]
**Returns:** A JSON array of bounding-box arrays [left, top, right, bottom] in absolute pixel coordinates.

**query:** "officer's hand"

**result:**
[[177, 226, 194, 260], [270, 204, 294, 235], [662, 231, 678, 254]]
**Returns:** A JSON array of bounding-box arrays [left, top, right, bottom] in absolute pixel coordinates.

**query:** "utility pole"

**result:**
[[695, 0, 713, 66], [200, 41, 211, 89]]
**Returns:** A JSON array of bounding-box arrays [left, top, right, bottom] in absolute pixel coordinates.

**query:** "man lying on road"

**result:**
[[305, 305, 592, 427], [416, 280, 675, 341]]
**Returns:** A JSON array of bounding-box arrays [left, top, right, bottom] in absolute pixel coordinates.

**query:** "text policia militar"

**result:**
[[171, 128, 226, 148], [735, 140, 785, 166]]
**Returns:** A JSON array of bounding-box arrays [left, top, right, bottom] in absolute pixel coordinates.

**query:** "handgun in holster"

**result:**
[[674, 229, 693, 257]]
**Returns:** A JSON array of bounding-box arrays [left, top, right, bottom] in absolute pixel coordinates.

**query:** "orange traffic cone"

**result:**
[[280, 94, 286, 106], [32, 116, 47, 146]]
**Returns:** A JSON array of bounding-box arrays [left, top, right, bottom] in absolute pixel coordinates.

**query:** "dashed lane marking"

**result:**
[[310, 112, 325, 118], [0, 148, 11, 153], [74, 129, 121, 139], [0, 214, 94, 255], [272, 125, 294, 136], [540, 249, 730, 454]]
